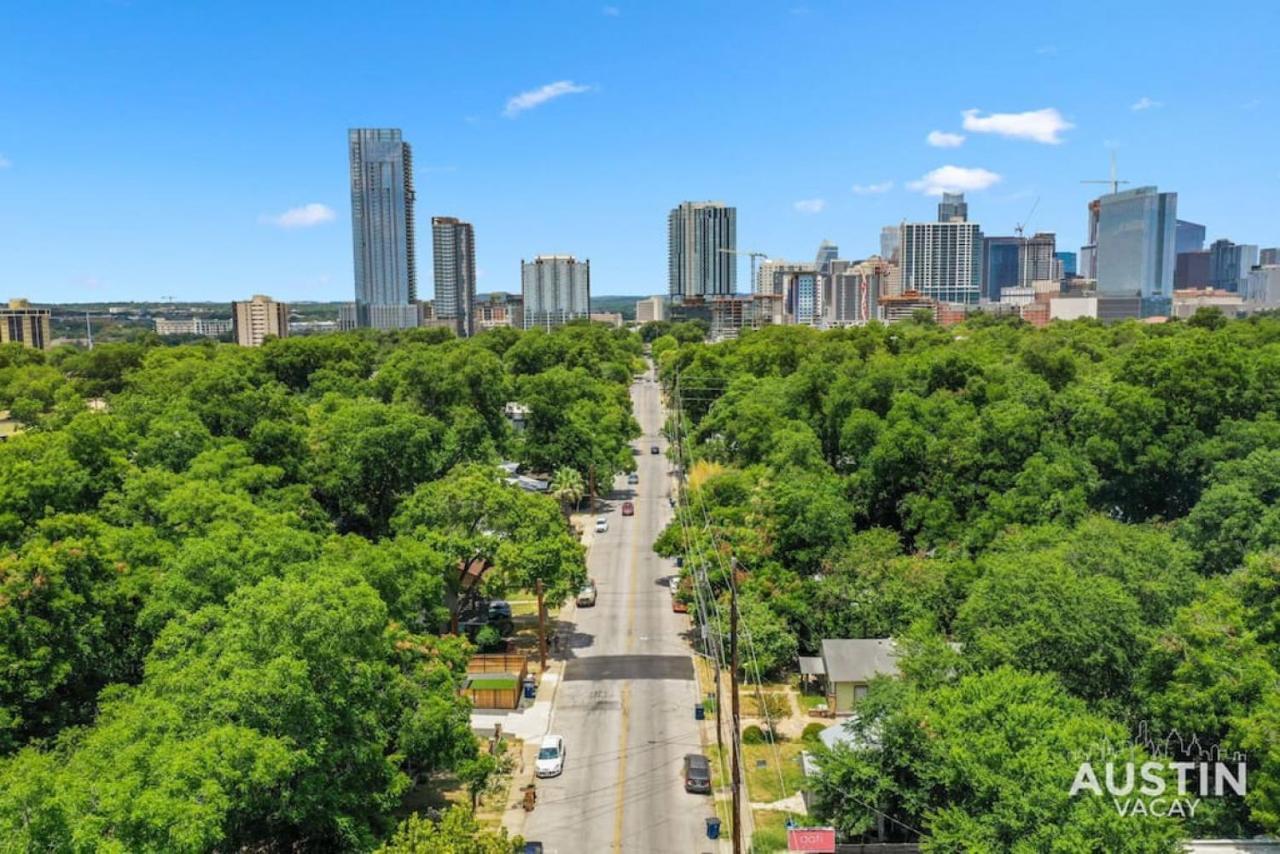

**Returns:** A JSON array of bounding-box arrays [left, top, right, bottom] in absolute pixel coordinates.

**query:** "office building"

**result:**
[[475, 292, 523, 331], [1174, 251, 1211, 288], [1079, 198, 1103, 279], [1246, 266, 1280, 311], [878, 291, 939, 324], [636, 296, 666, 324], [880, 226, 901, 263], [1056, 251, 1077, 277], [153, 316, 233, 337], [667, 201, 736, 300], [1261, 248, 1280, 267], [779, 269, 822, 326], [827, 259, 889, 325], [1095, 186, 1177, 312], [758, 261, 814, 298], [1022, 233, 1057, 286], [899, 221, 984, 304], [983, 237, 1023, 302], [1, 299, 51, 350], [1050, 295, 1099, 321], [1209, 239, 1259, 293], [815, 240, 840, 274], [937, 193, 968, 223], [431, 216, 476, 337], [349, 128, 417, 329], [522, 255, 591, 329], [231, 295, 289, 347], [1172, 288, 1244, 319], [1176, 220, 1207, 254]]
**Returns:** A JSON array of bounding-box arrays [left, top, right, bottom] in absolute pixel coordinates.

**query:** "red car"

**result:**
[[621, 501, 634, 516]]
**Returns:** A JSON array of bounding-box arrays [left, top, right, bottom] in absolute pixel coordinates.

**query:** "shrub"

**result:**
[[742, 724, 767, 744], [474, 625, 503, 652], [802, 722, 827, 742]]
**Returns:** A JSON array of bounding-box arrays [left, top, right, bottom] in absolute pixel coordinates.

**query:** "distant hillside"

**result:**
[[590, 295, 646, 320]]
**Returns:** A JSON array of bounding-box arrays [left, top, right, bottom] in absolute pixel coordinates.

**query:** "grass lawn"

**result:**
[[751, 808, 815, 854], [741, 691, 792, 720], [707, 738, 808, 804], [796, 692, 829, 712], [397, 734, 523, 833]]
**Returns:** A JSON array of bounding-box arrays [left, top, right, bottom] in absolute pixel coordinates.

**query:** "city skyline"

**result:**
[[2, 2, 1278, 303]]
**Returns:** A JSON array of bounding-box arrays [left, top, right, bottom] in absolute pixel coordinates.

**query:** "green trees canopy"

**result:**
[[0, 324, 639, 849], [657, 316, 1280, 842]]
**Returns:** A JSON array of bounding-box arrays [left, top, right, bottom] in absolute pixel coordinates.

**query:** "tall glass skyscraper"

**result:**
[[1175, 220, 1206, 255], [1208, 239, 1259, 293], [349, 128, 418, 329], [814, 240, 839, 274], [668, 201, 736, 300], [431, 216, 476, 337], [982, 237, 1022, 301], [937, 193, 968, 222], [1096, 186, 1177, 312]]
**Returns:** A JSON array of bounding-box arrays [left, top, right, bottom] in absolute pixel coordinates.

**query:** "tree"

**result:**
[[305, 397, 451, 536], [955, 549, 1145, 703], [549, 466, 586, 518], [393, 464, 587, 615], [809, 668, 1185, 851], [0, 566, 477, 851], [377, 806, 519, 854]]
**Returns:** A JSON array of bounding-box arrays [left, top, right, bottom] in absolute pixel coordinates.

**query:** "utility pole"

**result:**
[[589, 464, 597, 514], [729, 579, 742, 854], [85, 312, 94, 350], [536, 578, 547, 671]]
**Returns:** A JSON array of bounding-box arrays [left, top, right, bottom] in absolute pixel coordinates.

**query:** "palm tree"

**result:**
[[549, 467, 585, 520]]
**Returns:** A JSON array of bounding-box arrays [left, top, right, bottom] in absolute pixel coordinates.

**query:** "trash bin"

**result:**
[[694, 703, 705, 721], [523, 677, 537, 699], [524, 843, 544, 854], [705, 817, 721, 840]]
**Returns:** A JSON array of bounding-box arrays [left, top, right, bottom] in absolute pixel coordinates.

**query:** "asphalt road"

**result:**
[[521, 368, 716, 853]]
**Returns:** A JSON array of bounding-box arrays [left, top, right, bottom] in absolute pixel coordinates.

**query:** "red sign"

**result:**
[[787, 826, 836, 853]]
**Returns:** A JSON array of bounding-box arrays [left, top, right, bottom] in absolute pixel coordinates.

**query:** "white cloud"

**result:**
[[1036, 45, 1058, 56], [793, 198, 826, 214], [851, 181, 893, 195], [1131, 96, 1162, 111], [259, 203, 336, 229], [602, 5, 621, 15], [0, 154, 10, 169], [504, 80, 592, 117], [961, 108, 1073, 144], [927, 130, 965, 148], [908, 165, 1002, 196]]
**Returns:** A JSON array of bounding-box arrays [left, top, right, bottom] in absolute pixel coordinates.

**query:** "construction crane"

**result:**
[[1014, 197, 1040, 239], [1015, 197, 1041, 288], [1081, 152, 1130, 196], [717, 248, 769, 293]]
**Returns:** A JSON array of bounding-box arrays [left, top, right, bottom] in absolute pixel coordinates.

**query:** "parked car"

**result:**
[[621, 501, 635, 516], [595, 516, 609, 533], [684, 753, 712, 793], [668, 575, 680, 594], [627, 472, 639, 485], [536, 735, 565, 778], [577, 579, 597, 607], [650, 445, 660, 454]]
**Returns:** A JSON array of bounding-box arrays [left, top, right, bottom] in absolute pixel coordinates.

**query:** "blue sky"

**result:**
[[2, 0, 1278, 303]]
